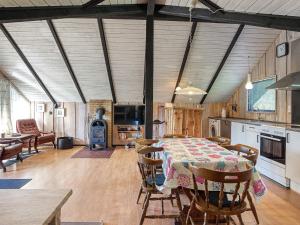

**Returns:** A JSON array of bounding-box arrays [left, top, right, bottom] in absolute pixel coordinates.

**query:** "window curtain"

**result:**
[[10, 86, 30, 132], [0, 79, 12, 133]]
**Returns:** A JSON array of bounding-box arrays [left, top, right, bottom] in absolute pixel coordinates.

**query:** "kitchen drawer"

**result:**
[[245, 124, 260, 133]]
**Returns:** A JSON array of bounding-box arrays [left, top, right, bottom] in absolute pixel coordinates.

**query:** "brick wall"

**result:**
[[88, 100, 113, 147]]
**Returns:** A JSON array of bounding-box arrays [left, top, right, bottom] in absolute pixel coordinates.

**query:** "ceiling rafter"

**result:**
[[171, 21, 198, 103], [82, 0, 106, 9], [97, 18, 117, 104], [47, 19, 87, 104], [199, 0, 224, 14], [1, 5, 300, 31], [200, 24, 245, 104], [0, 24, 58, 107]]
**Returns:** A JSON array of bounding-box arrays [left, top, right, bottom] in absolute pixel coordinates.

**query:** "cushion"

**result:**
[[208, 191, 240, 208], [146, 173, 166, 186], [16, 119, 40, 136], [38, 133, 55, 144]]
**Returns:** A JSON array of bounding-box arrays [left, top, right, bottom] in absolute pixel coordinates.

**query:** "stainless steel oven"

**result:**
[[260, 133, 286, 165]]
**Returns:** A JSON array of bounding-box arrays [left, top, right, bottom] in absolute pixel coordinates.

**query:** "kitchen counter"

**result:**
[[209, 117, 300, 132]]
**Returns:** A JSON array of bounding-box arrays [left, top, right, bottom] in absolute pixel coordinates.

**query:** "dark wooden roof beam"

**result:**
[[97, 18, 117, 103], [47, 19, 87, 104], [199, 0, 224, 14], [171, 21, 197, 103], [1, 5, 300, 31], [0, 24, 58, 107], [82, 0, 105, 9], [200, 24, 245, 104]]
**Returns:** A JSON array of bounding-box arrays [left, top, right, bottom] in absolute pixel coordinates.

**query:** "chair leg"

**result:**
[[186, 198, 195, 225], [170, 193, 174, 206], [237, 214, 244, 225], [0, 160, 6, 172], [17, 153, 23, 162], [52, 141, 56, 149], [136, 185, 143, 204], [139, 192, 151, 225], [247, 192, 259, 224], [203, 213, 208, 225], [216, 214, 220, 225], [226, 216, 230, 225], [174, 188, 185, 225]]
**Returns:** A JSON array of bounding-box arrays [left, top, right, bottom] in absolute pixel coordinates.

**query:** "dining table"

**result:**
[[154, 137, 267, 201]]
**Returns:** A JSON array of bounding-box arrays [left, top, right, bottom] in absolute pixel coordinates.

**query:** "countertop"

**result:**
[[209, 117, 300, 132]]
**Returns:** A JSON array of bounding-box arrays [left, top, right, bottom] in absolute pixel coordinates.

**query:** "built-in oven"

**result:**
[[260, 133, 286, 165]]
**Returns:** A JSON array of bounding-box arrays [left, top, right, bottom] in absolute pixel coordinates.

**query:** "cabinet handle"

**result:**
[[242, 125, 245, 132], [257, 134, 259, 143], [286, 133, 290, 143]]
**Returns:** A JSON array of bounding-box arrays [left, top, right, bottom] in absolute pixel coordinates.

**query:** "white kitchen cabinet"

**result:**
[[231, 122, 246, 145], [286, 130, 300, 184], [245, 125, 260, 149]]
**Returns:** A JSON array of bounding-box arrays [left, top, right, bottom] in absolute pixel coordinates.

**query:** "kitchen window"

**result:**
[[247, 78, 276, 112]]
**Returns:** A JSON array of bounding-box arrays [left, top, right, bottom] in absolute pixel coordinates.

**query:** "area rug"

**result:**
[[3, 151, 33, 168], [71, 147, 114, 159], [62, 222, 103, 225], [0, 179, 32, 189]]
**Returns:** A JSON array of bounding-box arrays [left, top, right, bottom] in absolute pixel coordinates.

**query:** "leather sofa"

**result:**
[[16, 119, 56, 152], [0, 140, 23, 172]]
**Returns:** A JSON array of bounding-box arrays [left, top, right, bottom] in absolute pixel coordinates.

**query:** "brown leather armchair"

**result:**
[[0, 140, 23, 172], [16, 119, 56, 152]]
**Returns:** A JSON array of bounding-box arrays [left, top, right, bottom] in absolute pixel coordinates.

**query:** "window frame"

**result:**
[[246, 76, 277, 113]]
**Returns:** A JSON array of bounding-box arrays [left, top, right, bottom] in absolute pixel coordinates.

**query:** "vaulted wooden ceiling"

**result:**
[[0, 0, 294, 104]]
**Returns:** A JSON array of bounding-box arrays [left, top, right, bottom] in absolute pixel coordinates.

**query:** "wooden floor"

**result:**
[[1, 146, 300, 225]]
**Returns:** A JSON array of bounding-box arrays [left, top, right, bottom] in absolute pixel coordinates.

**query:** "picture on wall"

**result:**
[[56, 108, 65, 118], [36, 103, 45, 113]]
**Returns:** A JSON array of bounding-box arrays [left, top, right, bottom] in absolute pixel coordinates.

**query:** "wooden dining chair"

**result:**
[[206, 136, 231, 147], [187, 165, 253, 225], [222, 144, 259, 167], [137, 155, 184, 225], [222, 144, 259, 224], [136, 146, 164, 204]]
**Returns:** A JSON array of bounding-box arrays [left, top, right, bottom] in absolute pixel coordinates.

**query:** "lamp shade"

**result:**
[[175, 85, 207, 95]]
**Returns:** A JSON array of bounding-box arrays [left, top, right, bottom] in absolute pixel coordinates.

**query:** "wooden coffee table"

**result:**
[[0, 189, 72, 225], [1, 134, 34, 153]]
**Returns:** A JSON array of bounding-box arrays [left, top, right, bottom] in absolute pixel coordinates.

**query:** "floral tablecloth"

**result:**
[[155, 138, 267, 200]]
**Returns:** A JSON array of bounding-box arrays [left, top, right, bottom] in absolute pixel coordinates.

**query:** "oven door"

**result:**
[[260, 133, 286, 165]]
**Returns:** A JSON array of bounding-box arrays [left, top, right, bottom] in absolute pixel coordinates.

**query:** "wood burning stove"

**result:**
[[89, 108, 108, 150]]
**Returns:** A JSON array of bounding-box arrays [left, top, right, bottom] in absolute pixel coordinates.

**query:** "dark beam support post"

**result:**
[[171, 21, 197, 103], [0, 24, 58, 107], [144, 0, 155, 139], [82, 0, 105, 9], [97, 18, 117, 103], [200, 24, 244, 104], [47, 19, 86, 104]]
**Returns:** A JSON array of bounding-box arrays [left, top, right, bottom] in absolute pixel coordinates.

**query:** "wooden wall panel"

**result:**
[[226, 30, 297, 124], [75, 103, 87, 145], [64, 102, 76, 138]]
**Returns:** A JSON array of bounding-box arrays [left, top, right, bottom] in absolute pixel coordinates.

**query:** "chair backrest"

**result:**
[[206, 136, 231, 146], [189, 165, 253, 210], [137, 155, 163, 188], [16, 119, 40, 136], [163, 134, 187, 138], [223, 144, 258, 165]]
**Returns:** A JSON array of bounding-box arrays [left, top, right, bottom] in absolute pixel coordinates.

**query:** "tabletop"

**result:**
[[0, 189, 72, 225], [155, 138, 267, 200], [1, 133, 34, 140]]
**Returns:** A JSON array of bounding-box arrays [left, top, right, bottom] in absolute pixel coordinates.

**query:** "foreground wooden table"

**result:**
[[0, 189, 72, 225]]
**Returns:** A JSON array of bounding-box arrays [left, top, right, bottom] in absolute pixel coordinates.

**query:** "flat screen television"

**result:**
[[114, 105, 145, 125]]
